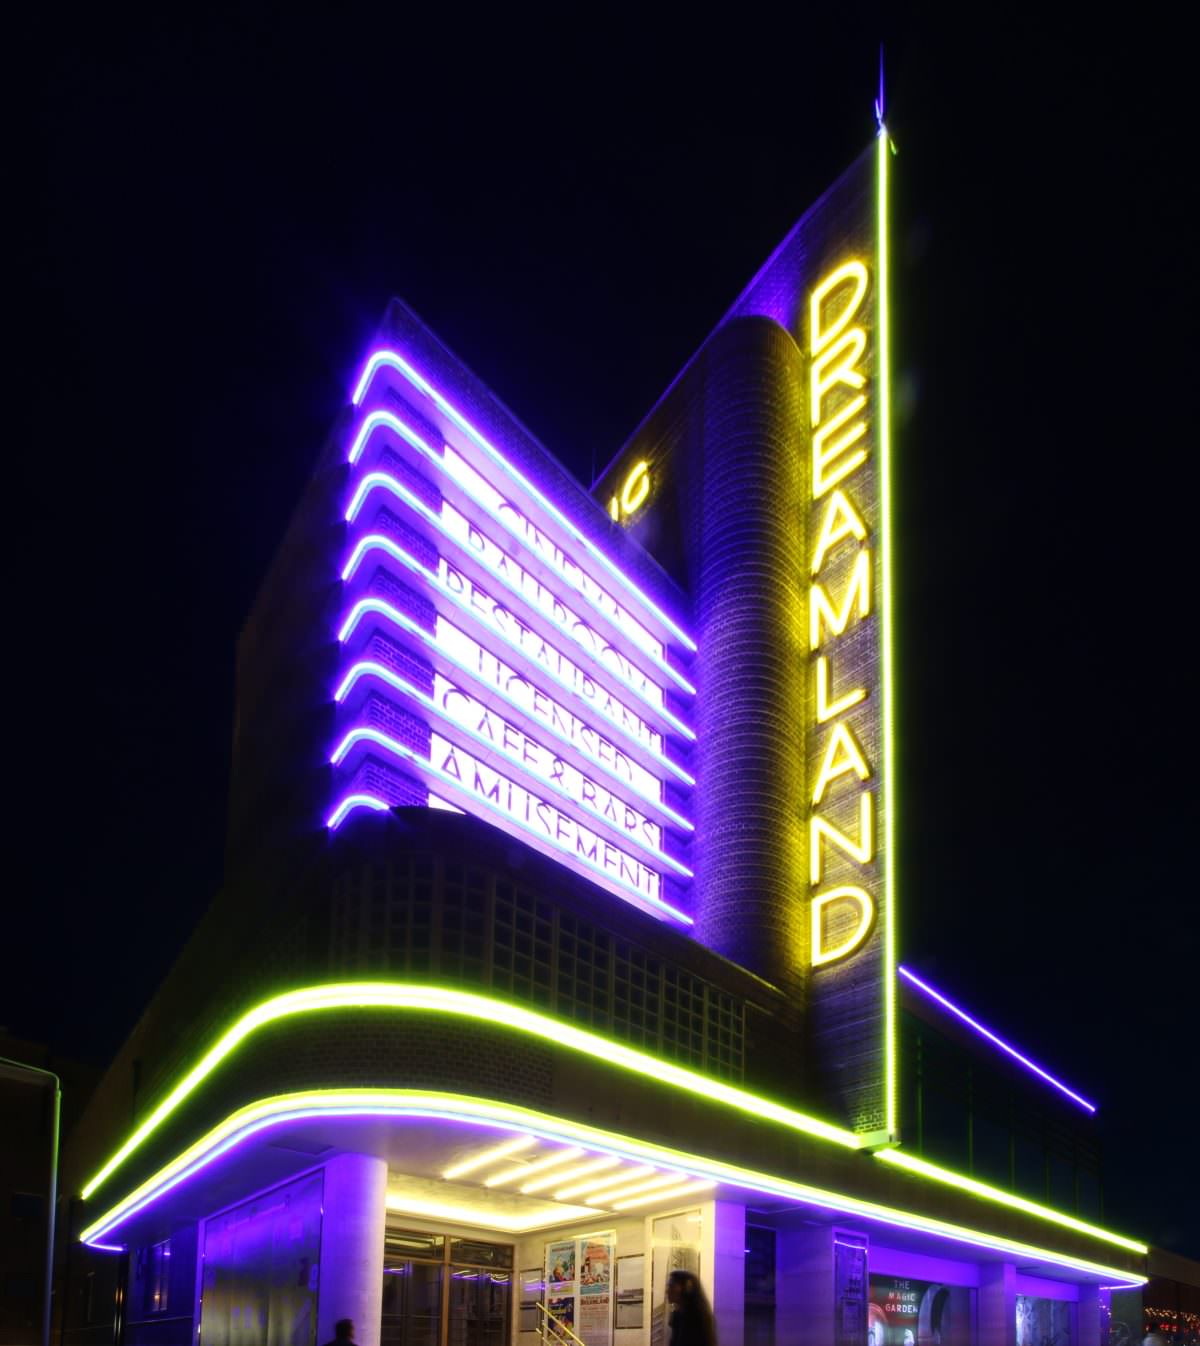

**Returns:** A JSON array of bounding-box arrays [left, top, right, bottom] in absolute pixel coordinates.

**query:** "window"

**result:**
[[144, 1239, 171, 1314]]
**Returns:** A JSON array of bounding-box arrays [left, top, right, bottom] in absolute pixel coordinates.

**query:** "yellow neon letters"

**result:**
[[609, 460, 651, 523], [815, 656, 866, 724], [811, 887, 876, 967], [806, 257, 877, 968], [810, 550, 871, 650], [811, 721, 871, 805], [810, 261, 869, 357], [810, 793, 874, 885], [811, 489, 867, 575]]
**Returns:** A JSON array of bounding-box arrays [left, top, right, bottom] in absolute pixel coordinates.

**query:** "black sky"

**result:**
[[12, 9, 1198, 1258]]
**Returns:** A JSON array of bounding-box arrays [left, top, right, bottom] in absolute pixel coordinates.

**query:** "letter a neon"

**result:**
[[811, 489, 868, 575], [812, 722, 872, 805]]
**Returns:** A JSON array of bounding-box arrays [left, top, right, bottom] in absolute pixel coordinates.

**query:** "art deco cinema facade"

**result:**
[[62, 131, 1150, 1346]]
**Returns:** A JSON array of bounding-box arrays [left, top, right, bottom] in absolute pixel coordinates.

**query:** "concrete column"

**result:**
[[1078, 1286, 1103, 1346], [979, 1263, 1017, 1346], [710, 1202, 745, 1346], [317, 1152, 388, 1346]]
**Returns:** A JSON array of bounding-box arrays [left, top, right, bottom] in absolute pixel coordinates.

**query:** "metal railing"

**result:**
[[536, 1301, 588, 1346]]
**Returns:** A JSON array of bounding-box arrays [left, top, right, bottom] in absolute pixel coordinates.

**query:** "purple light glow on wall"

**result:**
[[898, 966, 1097, 1113]]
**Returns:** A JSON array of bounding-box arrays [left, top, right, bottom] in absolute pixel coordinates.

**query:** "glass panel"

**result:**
[[387, 1229, 446, 1260], [447, 1268, 511, 1346], [382, 1260, 444, 1346], [450, 1240, 513, 1269]]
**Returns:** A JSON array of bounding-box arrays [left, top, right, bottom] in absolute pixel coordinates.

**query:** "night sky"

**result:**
[[14, 12, 1197, 1257]]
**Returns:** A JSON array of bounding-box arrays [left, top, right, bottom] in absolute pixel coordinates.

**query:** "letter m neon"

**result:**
[[809, 551, 871, 650]]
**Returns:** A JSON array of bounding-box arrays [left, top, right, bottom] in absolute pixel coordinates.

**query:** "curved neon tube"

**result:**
[[334, 660, 694, 829], [898, 966, 1097, 1113], [345, 471, 696, 698], [337, 597, 695, 781], [350, 352, 698, 652], [330, 724, 693, 878], [875, 1149, 1146, 1254], [79, 982, 863, 1202], [342, 529, 693, 725], [326, 793, 390, 828], [79, 1087, 1146, 1284]]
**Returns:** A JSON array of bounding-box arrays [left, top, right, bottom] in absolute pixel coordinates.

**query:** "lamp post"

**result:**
[[1, 1054, 61, 1346]]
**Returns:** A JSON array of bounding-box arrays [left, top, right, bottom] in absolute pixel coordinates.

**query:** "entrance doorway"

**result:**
[[382, 1225, 513, 1346]]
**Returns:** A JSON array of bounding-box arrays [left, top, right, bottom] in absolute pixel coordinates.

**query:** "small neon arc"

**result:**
[[327, 793, 389, 828], [78, 983, 862, 1203], [333, 660, 694, 830], [337, 596, 695, 781], [344, 470, 696, 699], [898, 966, 1097, 1113], [349, 351, 698, 652], [77, 1087, 1145, 1287], [329, 723, 694, 878], [341, 526, 694, 728]]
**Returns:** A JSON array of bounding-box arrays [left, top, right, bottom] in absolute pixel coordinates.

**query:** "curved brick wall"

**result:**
[[610, 318, 808, 1005]]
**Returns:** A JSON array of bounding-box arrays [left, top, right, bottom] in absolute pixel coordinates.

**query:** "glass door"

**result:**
[[383, 1225, 512, 1346]]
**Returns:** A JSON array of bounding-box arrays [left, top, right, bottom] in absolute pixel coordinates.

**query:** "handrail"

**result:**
[[537, 1300, 589, 1346]]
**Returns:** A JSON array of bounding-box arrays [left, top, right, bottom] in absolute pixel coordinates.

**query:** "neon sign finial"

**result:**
[[875, 43, 886, 130]]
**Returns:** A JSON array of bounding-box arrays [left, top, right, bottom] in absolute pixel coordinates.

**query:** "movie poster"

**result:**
[[548, 1243, 577, 1294], [868, 1275, 973, 1346], [1016, 1295, 1072, 1346], [545, 1233, 615, 1346], [549, 1298, 576, 1330], [579, 1240, 613, 1345]]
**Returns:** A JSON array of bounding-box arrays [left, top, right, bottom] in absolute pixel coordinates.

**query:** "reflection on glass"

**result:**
[[382, 1260, 443, 1346], [447, 1268, 511, 1346]]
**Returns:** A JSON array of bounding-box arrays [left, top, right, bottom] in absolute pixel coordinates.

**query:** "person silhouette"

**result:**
[[321, 1318, 356, 1346], [666, 1271, 716, 1346]]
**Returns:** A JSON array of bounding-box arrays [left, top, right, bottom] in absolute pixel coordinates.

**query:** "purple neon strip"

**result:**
[[84, 1106, 516, 1245], [898, 967, 1097, 1113], [329, 725, 692, 925], [339, 537, 695, 744], [334, 661, 694, 829], [350, 350, 698, 652], [347, 407, 438, 466], [331, 721, 692, 878], [83, 1100, 1143, 1287], [342, 529, 693, 726], [336, 597, 695, 784], [345, 468, 694, 698], [341, 465, 688, 694], [326, 792, 391, 829]]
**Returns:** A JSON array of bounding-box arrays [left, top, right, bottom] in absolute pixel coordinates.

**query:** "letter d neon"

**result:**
[[811, 886, 876, 966]]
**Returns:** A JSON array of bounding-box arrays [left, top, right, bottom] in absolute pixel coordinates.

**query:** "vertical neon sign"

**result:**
[[805, 127, 896, 1137]]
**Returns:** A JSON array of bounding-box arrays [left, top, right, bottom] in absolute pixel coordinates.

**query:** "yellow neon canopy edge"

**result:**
[[80, 1087, 1147, 1283], [80, 982, 862, 1201]]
